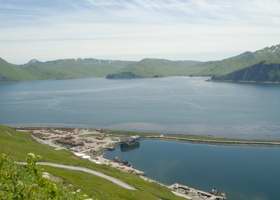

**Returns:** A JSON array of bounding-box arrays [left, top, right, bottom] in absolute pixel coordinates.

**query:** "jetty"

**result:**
[[169, 183, 226, 200]]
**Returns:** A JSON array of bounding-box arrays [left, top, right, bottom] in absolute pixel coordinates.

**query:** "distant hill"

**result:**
[[118, 58, 204, 77], [196, 44, 280, 76], [0, 58, 34, 80], [20, 58, 135, 80], [96, 44, 280, 78], [0, 57, 204, 81], [0, 58, 135, 81], [1, 44, 280, 81], [212, 62, 280, 83]]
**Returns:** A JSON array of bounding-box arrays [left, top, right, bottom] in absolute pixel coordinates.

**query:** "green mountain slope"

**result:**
[[0, 58, 135, 81], [0, 58, 35, 80], [99, 44, 280, 78], [197, 44, 280, 76], [212, 62, 280, 83], [22, 58, 135, 80]]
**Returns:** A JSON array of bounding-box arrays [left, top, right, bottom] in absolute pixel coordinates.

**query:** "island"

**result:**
[[106, 72, 143, 79]]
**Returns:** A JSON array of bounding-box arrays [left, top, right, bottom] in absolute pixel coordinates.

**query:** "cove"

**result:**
[[105, 139, 280, 200]]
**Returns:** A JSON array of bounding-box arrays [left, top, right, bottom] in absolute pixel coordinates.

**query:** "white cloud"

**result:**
[[1, 0, 280, 63]]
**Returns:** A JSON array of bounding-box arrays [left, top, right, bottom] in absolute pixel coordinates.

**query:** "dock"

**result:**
[[169, 183, 226, 200]]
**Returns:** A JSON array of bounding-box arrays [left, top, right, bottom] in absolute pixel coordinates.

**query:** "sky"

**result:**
[[1, 0, 280, 64]]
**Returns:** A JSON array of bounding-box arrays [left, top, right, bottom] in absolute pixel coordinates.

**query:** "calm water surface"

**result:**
[[105, 140, 280, 200], [0, 77, 280, 139], [1, 77, 280, 199]]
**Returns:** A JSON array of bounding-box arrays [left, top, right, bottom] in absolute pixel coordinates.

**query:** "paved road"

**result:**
[[17, 162, 136, 190]]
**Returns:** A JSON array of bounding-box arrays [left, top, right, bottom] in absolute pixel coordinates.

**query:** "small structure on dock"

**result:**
[[120, 136, 140, 145], [169, 183, 226, 200]]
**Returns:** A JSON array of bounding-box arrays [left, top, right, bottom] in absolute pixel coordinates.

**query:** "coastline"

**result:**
[[7, 126, 280, 199], [16, 126, 280, 147], [16, 126, 280, 199], [16, 127, 228, 200]]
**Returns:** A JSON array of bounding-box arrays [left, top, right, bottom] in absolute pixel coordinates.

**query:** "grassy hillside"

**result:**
[[197, 44, 280, 76], [0, 58, 35, 81], [0, 57, 203, 80], [114, 44, 280, 77], [22, 59, 134, 80], [0, 126, 183, 200], [0, 58, 134, 81], [0, 153, 87, 199]]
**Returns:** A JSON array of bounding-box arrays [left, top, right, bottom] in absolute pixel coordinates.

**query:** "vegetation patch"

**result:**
[[0, 153, 89, 200]]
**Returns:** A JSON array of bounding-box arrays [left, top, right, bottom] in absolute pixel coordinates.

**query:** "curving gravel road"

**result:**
[[17, 162, 136, 190]]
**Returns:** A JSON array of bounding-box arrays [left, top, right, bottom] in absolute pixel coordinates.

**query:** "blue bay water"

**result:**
[[0, 77, 280, 139], [105, 140, 280, 200], [1, 77, 280, 200]]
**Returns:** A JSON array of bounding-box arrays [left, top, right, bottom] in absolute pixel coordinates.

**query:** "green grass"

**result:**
[[0, 125, 184, 200], [0, 153, 87, 200]]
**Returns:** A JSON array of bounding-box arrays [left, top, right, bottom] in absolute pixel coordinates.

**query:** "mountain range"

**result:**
[[1, 44, 280, 81]]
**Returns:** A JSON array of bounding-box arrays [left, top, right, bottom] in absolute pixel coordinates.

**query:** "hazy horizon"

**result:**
[[1, 0, 280, 64]]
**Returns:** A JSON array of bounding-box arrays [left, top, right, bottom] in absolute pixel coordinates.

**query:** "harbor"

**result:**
[[17, 127, 228, 200], [17, 127, 144, 175], [104, 136, 280, 200]]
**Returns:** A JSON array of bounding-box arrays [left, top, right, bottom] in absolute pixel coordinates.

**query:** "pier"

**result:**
[[169, 183, 226, 200]]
